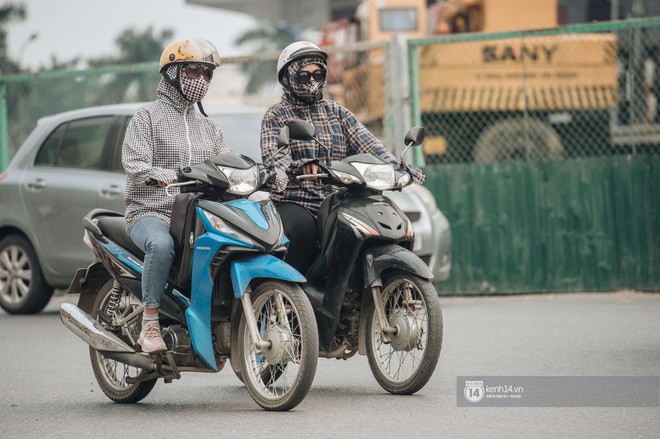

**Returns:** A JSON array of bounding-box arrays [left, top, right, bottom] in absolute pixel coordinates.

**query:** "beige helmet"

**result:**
[[159, 38, 221, 72]]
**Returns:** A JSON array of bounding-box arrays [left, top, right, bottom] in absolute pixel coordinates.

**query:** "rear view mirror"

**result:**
[[400, 126, 426, 164], [277, 125, 290, 149], [404, 126, 426, 147], [286, 120, 316, 140]]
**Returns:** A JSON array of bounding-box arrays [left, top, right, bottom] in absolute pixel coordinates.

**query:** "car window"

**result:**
[[108, 116, 132, 172], [34, 116, 114, 169], [212, 113, 263, 162], [34, 124, 66, 166]]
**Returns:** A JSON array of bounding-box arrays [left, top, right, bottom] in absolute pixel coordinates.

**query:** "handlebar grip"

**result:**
[[266, 170, 277, 185], [145, 178, 157, 186], [296, 173, 328, 181]]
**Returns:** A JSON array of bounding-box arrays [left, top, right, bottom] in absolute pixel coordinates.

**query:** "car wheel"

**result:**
[[0, 234, 54, 314]]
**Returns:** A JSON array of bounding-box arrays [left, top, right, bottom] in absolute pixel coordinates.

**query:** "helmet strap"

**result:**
[[197, 101, 208, 117]]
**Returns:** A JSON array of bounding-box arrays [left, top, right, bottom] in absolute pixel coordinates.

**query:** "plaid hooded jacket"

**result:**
[[261, 58, 424, 215]]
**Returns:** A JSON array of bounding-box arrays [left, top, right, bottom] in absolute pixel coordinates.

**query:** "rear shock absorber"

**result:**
[[106, 280, 123, 316]]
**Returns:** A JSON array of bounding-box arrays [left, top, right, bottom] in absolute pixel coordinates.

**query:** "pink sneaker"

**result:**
[[138, 321, 167, 353]]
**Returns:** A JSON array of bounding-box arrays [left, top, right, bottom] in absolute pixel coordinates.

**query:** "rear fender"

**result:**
[[69, 263, 111, 314]]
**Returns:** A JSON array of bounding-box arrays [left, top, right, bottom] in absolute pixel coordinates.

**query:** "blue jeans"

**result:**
[[129, 216, 175, 309]]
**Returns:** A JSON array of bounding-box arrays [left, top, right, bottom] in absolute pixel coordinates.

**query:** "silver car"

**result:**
[[0, 103, 451, 314]]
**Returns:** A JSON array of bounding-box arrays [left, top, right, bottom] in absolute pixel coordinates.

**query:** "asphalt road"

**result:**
[[1, 291, 659, 438]]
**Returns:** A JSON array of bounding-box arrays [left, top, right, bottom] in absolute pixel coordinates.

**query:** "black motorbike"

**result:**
[[281, 120, 443, 395]]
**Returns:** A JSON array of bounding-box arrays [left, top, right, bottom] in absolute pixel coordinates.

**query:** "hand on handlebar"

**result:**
[[301, 162, 318, 175], [145, 178, 167, 187], [286, 158, 319, 178]]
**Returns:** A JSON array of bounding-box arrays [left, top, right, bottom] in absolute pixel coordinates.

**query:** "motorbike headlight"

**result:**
[[216, 165, 259, 195], [200, 210, 254, 246], [350, 162, 396, 191]]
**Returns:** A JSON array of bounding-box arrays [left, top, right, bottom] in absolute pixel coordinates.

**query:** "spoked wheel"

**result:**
[[237, 281, 318, 411], [366, 271, 443, 395], [89, 280, 157, 403]]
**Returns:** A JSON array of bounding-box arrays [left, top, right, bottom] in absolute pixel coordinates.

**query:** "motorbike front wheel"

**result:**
[[89, 279, 157, 403], [365, 271, 443, 395], [237, 280, 318, 411]]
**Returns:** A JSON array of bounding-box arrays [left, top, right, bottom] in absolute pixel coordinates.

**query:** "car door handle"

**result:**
[[26, 179, 46, 190], [100, 185, 123, 197]]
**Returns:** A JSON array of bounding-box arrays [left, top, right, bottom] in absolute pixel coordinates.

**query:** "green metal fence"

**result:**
[[0, 43, 391, 170], [409, 18, 660, 164], [0, 63, 161, 170], [424, 155, 659, 293], [409, 18, 660, 293]]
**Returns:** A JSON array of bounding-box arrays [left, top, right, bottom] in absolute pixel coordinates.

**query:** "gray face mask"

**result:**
[[284, 57, 327, 105]]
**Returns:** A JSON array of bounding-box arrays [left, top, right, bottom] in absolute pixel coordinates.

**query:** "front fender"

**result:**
[[363, 244, 433, 288], [230, 254, 306, 298]]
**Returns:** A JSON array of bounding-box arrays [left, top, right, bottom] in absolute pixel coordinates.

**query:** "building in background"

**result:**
[[188, 0, 660, 30], [187, 0, 359, 29]]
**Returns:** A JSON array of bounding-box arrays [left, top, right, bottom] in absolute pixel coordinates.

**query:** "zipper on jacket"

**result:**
[[183, 107, 192, 166]]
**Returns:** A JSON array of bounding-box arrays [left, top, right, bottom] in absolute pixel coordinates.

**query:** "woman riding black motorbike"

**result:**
[[260, 41, 425, 275]]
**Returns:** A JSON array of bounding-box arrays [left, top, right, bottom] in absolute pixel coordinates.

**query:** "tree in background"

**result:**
[[2, 15, 173, 157], [0, 3, 25, 74], [0, 3, 31, 158], [233, 21, 297, 94], [87, 26, 174, 103]]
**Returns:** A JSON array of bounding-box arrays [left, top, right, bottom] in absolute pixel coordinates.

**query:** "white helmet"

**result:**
[[277, 41, 328, 85]]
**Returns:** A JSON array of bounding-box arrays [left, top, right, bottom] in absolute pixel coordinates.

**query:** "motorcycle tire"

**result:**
[[236, 280, 318, 411], [365, 271, 443, 395], [89, 279, 157, 403]]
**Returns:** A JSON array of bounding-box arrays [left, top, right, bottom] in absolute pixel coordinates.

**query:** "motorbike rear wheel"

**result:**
[[89, 280, 157, 403], [365, 271, 443, 395], [237, 280, 318, 411]]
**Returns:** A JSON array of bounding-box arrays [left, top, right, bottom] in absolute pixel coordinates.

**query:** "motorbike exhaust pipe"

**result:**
[[99, 351, 157, 370], [60, 303, 136, 353], [60, 303, 157, 370], [60, 303, 159, 371]]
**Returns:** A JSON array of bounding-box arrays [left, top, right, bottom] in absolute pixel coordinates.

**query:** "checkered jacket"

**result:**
[[123, 78, 231, 232], [261, 96, 425, 214]]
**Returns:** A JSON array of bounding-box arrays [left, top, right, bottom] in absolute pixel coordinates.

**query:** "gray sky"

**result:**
[[6, 0, 257, 70]]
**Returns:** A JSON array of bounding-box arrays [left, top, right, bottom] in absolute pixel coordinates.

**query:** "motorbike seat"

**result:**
[[96, 216, 145, 259]]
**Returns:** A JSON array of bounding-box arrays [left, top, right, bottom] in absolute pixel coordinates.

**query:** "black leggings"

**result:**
[[276, 202, 318, 275]]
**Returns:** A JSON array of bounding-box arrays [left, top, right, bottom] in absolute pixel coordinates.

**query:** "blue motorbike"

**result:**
[[60, 135, 318, 411]]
